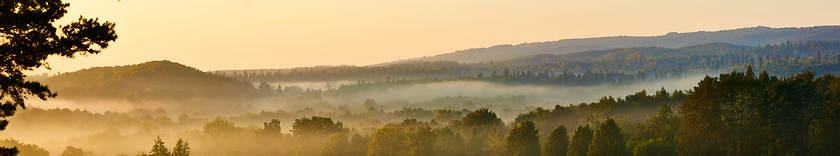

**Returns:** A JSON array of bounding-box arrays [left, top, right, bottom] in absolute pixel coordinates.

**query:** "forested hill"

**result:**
[[216, 41, 840, 83], [483, 42, 751, 67], [378, 25, 840, 65], [42, 60, 259, 102]]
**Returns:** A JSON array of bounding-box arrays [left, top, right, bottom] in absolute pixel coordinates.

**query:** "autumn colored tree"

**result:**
[[367, 126, 407, 156], [348, 134, 370, 156], [321, 132, 350, 156], [406, 125, 436, 156], [432, 127, 466, 156]]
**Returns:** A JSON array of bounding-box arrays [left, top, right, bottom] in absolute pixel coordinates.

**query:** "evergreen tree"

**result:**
[[586, 118, 628, 156], [506, 120, 541, 156], [567, 125, 593, 156], [0, 0, 118, 153], [463, 108, 505, 156], [632, 103, 679, 143], [172, 139, 189, 156], [543, 125, 570, 156], [149, 136, 170, 156]]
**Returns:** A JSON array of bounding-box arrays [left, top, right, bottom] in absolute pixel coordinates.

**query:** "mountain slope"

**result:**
[[43, 60, 259, 102], [378, 25, 840, 65]]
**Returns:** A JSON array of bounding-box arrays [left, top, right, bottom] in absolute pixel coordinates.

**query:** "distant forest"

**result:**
[[218, 41, 840, 84], [11, 70, 840, 156]]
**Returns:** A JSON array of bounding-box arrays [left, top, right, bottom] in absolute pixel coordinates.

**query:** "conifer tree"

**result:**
[[0, 0, 118, 153], [543, 125, 570, 156], [587, 118, 629, 156], [149, 136, 170, 156], [567, 125, 593, 156], [172, 139, 189, 156], [505, 120, 541, 156]]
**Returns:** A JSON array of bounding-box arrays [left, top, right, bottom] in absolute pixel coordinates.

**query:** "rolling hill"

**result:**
[[42, 60, 260, 102], [377, 25, 840, 65]]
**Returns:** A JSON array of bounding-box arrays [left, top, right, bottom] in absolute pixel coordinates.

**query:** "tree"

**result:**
[[348, 134, 370, 156], [405, 125, 435, 156], [172, 139, 189, 156], [0, 138, 48, 156], [506, 120, 541, 156], [462, 108, 505, 156], [432, 127, 466, 156], [543, 125, 569, 156], [631, 138, 675, 156], [149, 136, 170, 156], [566, 125, 593, 156], [293, 116, 344, 156], [367, 126, 407, 156], [677, 76, 728, 156], [258, 82, 273, 95], [0, 147, 19, 156], [462, 107, 504, 131], [1, 0, 117, 153], [321, 132, 350, 156], [202, 118, 239, 136], [262, 119, 282, 134], [632, 103, 678, 143], [60, 146, 91, 156], [292, 116, 344, 137], [587, 118, 629, 156]]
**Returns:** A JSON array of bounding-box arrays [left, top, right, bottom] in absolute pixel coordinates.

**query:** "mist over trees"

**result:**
[[4, 1, 840, 155], [2, 69, 840, 155]]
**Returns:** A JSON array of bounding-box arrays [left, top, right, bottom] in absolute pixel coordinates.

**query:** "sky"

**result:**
[[28, 0, 840, 75]]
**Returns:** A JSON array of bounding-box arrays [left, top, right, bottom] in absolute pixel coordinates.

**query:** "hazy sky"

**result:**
[[30, 0, 840, 74]]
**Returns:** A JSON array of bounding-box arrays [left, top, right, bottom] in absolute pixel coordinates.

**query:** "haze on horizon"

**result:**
[[29, 0, 840, 74]]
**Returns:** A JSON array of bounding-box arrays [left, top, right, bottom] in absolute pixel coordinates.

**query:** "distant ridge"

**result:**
[[373, 25, 840, 65]]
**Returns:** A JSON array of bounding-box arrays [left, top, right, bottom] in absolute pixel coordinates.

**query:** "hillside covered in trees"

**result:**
[[218, 41, 840, 87], [42, 60, 259, 102], [378, 25, 840, 64]]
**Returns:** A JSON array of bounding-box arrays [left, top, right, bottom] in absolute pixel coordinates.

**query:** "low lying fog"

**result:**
[[2, 73, 712, 155]]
